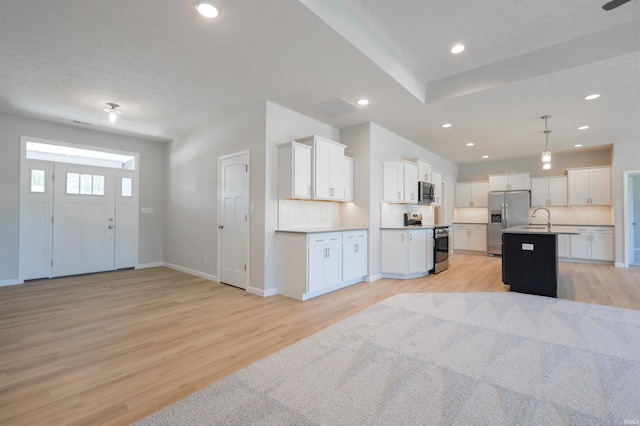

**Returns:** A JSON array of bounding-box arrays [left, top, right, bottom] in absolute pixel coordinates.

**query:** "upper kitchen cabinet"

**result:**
[[277, 142, 312, 199], [567, 166, 611, 206], [455, 181, 488, 208], [431, 172, 442, 205], [382, 160, 419, 203], [530, 176, 567, 207], [296, 135, 346, 201], [488, 172, 530, 191], [409, 158, 432, 183], [343, 156, 354, 202]]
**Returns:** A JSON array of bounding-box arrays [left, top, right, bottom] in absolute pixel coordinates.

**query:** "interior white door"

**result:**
[[52, 164, 116, 277], [219, 152, 249, 289]]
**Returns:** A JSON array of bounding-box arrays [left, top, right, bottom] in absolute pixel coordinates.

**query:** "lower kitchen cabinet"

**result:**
[[381, 228, 433, 279], [569, 226, 614, 262], [276, 229, 368, 300], [453, 224, 487, 253]]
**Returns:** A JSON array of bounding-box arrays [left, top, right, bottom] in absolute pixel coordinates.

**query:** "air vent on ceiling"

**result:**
[[313, 97, 360, 116]]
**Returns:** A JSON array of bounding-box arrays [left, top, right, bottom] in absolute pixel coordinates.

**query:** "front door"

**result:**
[[218, 152, 249, 289], [52, 163, 116, 277]]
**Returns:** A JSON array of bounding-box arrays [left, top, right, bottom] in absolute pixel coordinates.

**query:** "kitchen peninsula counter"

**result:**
[[276, 227, 367, 234]]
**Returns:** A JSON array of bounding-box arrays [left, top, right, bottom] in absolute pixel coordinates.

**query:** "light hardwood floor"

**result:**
[[1, 253, 639, 425]]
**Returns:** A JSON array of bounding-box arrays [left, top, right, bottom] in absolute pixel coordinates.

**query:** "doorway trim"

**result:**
[[622, 169, 640, 267]]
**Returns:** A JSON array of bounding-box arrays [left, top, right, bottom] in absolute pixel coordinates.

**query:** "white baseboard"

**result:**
[[366, 274, 382, 282], [163, 262, 218, 282], [136, 262, 165, 269], [248, 286, 278, 297], [615, 262, 626, 268], [0, 279, 23, 287]]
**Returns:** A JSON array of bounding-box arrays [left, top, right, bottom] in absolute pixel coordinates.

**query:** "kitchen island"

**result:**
[[502, 225, 580, 297]]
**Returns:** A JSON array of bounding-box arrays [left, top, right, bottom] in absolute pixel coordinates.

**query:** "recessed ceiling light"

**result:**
[[451, 44, 465, 54], [578, 125, 589, 130], [585, 94, 600, 100], [442, 123, 452, 128], [356, 98, 370, 107], [195, 1, 219, 18], [482, 155, 489, 159], [466, 142, 474, 146], [574, 144, 584, 148]]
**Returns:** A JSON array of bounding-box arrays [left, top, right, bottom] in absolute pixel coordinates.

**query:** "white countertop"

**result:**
[[276, 227, 367, 234], [503, 225, 581, 235]]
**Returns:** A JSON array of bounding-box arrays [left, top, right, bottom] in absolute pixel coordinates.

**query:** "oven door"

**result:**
[[433, 233, 449, 273]]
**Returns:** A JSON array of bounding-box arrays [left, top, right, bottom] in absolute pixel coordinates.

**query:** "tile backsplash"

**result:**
[[453, 205, 614, 226], [278, 199, 341, 230], [380, 203, 435, 228]]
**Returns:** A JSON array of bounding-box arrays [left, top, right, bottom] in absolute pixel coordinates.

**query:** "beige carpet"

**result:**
[[134, 292, 640, 425]]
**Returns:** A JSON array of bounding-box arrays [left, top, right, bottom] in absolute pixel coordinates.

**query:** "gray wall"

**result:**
[[457, 147, 612, 182], [0, 113, 165, 283], [613, 139, 640, 265]]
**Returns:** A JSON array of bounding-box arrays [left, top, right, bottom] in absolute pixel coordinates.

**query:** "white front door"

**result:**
[[218, 152, 249, 289], [52, 164, 116, 277]]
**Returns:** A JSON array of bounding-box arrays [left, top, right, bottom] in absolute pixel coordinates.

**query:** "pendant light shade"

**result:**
[[540, 115, 552, 170], [104, 102, 121, 125]]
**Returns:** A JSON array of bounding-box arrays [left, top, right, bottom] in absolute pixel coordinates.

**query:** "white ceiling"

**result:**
[[1, 0, 639, 164]]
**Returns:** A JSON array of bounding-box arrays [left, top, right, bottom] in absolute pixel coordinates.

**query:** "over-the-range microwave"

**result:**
[[418, 181, 434, 204]]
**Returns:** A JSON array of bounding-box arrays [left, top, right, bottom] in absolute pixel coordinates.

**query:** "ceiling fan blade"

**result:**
[[602, 0, 632, 10]]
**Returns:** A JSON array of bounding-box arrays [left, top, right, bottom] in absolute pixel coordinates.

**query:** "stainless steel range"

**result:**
[[432, 226, 449, 273]]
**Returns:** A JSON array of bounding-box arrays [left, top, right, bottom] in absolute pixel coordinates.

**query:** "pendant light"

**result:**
[[541, 115, 551, 170], [104, 103, 121, 125]]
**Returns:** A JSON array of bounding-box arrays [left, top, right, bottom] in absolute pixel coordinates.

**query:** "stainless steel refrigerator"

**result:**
[[487, 190, 531, 255]]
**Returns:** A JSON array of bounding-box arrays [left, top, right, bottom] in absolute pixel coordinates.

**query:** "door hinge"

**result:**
[[51, 260, 53, 266], [245, 164, 249, 172], [244, 264, 247, 271], [51, 216, 54, 224], [245, 214, 248, 221]]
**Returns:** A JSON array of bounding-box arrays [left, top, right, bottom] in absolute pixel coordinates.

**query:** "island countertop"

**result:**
[[503, 225, 581, 235]]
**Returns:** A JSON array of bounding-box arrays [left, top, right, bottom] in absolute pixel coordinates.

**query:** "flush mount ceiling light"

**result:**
[[195, 1, 219, 18], [450, 44, 465, 54], [574, 144, 584, 148], [540, 115, 552, 170], [482, 155, 489, 159], [442, 123, 452, 128], [466, 142, 474, 146], [356, 98, 370, 107], [578, 125, 590, 130], [103, 102, 121, 125], [585, 94, 600, 100]]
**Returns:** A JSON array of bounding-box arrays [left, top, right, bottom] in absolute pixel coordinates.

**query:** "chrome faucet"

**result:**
[[531, 207, 552, 228]]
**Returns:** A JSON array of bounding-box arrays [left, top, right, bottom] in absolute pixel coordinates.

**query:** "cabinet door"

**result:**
[[557, 234, 570, 258], [404, 162, 418, 203], [314, 141, 332, 199], [469, 227, 487, 252], [343, 157, 353, 201], [589, 168, 611, 205], [426, 236, 434, 272], [432, 172, 442, 205], [591, 233, 614, 261], [418, 160, 432, 183], [325, 243, 342, 286], [570, 234, 591, 259], [568, 169, 590, 206], [354, 241, 368, 277], [453, 227, 469, 251], [382, 161, 403, 202], [530, 178, 548, 207], [547, 176, 567, 206], [381, 231, 406, 274], [328, 143, 344, 200], [407, 230, 427, 273], [489, 175, 509, 192], [508, 173, 530, 190], [471, 182, 489, 207], [307, 245, 327, 292], [293, 144, 312, 198], [456, 183, 472, 208]]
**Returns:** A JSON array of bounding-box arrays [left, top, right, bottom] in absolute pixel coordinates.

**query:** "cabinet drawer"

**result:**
[[575, 227, 613, 235], [342, 230, 367, 242], [308, 233, 342, 246]]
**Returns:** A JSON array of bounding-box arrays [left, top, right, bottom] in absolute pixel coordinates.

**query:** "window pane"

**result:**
[[80, 173, 93, 194], [121, 177, 132, 197], [30, 169, 45, 193], [66, 173, 79, 194], [93, 175, 105, 195]]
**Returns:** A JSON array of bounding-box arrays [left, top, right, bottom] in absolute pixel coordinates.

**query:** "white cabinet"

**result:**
[[569, 226, 614, 262], [531, 176, 567, 207], [455, 181, 488, 208], [277, 230, 368, 300], [488, 172, 530, 191], [381, 229, 432, 278], [343, 156, 354, 202], [431, 172, 442, 205], [453, 224, 487, 252], [277, 142, 312, 199], [409, 158, 432, 182], [342, 230, 367, 282], [557, 234, 571, 258], [568, 167, 611, 206], [307, 233, 342, 293], [296, 136, 346, 201], [382, 160, 419, 203]]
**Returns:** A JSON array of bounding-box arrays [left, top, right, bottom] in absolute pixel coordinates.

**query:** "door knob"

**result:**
[[218, 225, 224, 229], [108, 225, 114, 229]]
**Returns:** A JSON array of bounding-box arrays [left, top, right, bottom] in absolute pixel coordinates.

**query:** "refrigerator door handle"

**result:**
[[503, 203, 508, 229]]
